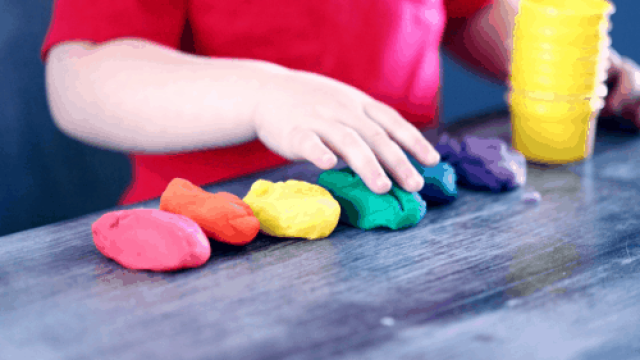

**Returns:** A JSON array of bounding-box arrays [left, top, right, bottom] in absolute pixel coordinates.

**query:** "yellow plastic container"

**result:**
[[513, 25, 609, 46], [509, 75, 608, 98], [512, 56, 609, 78], [512, 39, 609, 57], [519, 0, 615, 17], [510, 88, 605, 101], [511, 116, 597, 164], [510, 43, 610, 95], [511, 47, 609, 75], [509, 0, 613, 163], [513, 47, 602, 64], [508, 91, 603, 163], [510, 61, 598, 78], [510, 76, 598, 95], [516, 7, 610, 26], [511, 58, 607, 76], [509, 91, 601, 120]]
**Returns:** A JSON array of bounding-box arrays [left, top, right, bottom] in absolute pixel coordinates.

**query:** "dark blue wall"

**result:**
[[0, 0, 131, 236], [441, 0, 640, 123]]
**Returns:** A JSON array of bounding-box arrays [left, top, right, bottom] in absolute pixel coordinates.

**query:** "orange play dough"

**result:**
[[159, 178, 260, 246]]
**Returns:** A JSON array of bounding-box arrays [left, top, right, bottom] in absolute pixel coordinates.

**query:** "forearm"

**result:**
[[45, 39, 287, 153], [441, 0, 518, 85]]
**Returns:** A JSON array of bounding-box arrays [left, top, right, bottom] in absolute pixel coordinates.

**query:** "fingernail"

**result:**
[[406, 179, 418, 191], [419, 143, 433, 159], [376, 177, 391, 191], [430, 151, 441, 164], [322, 154, 334, 166]]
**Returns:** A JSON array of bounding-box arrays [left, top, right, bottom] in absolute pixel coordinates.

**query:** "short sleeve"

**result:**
[[444, 0, 494, 20], [41, 0, 188, 61]]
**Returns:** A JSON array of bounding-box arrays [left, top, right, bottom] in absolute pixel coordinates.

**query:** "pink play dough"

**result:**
[[92, 209, 211, 272]]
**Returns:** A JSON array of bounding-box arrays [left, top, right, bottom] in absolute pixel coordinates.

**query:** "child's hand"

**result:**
[[253, 68, 440, 194], [601, 49, 640, 127]]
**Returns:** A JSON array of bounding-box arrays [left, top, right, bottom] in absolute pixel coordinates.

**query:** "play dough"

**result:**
[[317, 168, 426, 230], [434, 132, 462, 165], [91, 209, 211, 272], [159, 178, 260, 246], [406, 153, 458, 205], [455, 136, 527, 192], [242, 179, 340, 239]]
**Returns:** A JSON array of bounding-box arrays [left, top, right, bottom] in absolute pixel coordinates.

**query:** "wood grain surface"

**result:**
[[1, 111, 640, 360]]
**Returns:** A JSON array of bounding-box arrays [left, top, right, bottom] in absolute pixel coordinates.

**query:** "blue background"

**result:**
[[0, 0, 638, 236]]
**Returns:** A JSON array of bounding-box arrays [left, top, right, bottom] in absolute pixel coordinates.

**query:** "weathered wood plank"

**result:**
[[1, 111, 639, 360]]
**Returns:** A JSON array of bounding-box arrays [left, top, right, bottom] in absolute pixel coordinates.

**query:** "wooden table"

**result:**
[[2, 111, 639, 360]]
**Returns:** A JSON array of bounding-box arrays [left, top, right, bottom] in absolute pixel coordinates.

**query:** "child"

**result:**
[[42, 0, 640, 206]]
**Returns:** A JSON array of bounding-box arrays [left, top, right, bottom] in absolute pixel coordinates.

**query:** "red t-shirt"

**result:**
[[41, 0, 492, 205]]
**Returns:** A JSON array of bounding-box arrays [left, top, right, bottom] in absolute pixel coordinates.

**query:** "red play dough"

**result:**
[[159, 178, 260, 246], [91, 209, 211, 272]]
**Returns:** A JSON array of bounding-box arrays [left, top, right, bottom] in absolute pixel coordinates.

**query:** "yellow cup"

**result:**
[[511, 46, 609, 75], [510, 60, 600, 78], [516, 16, 609, 33], [513, 24, 609, 46], [519, 0, 615, 17], [513, 46, 602, 63], [510, 89, 607, 103], [509, 73, 608, 98], [510, 42, 610, 96], [513, 44, 609, 66], [509, 0, 612, 163], [510, 76, 599, 95], [512, 37, 610, 57], [508, 91, 603, 163]]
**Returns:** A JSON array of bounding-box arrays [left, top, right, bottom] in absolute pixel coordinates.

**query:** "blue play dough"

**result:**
[[405, 152, 458, 205], [412, 192, 428, 218]]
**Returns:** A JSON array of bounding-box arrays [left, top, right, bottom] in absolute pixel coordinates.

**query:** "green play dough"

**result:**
[[317, 167, 426, 230]]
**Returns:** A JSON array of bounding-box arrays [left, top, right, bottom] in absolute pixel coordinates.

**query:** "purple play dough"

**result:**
[[434, 133, 461, 165], [456, 136, 527, 192], [433, 133, 527, 192]]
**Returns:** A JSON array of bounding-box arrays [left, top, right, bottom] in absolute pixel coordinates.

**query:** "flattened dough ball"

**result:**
[[92, 209, 211, 272], [242, 179, 341, 240], [456, 136, 527, 192], [317, 168, 426, 230], [160, 178, 260, 246], [406, 152, 458, 205]]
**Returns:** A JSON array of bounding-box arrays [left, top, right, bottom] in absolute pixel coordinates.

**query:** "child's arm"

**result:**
[[45, 39, 439, 194], [45, 39, 279, 153]]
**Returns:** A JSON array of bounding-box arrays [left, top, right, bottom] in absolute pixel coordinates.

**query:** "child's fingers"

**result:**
[[608, 57, 640, 116], [288, 127, 338, 169], [363, 101, 440, 166], [371, 138, 425, 193], [338, 113, 424, 193], [608, 48, 623, 81], [315, 124, 392, 194], [620, 98, 640, 128]]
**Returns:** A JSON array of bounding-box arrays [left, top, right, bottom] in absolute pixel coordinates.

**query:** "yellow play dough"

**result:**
[[242, 179, 341, 240]]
